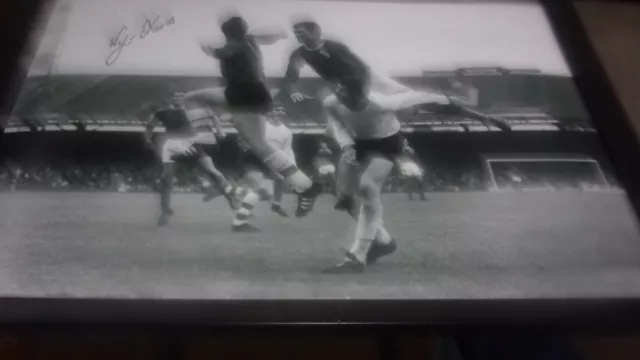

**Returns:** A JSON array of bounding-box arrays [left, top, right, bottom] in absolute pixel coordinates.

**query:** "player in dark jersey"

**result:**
[[182, 15, 322, 218], [284, 20, 512, 133], [395, 138, 428, 201], [144, 95, 239, 226], [283, 19, 409, 104]]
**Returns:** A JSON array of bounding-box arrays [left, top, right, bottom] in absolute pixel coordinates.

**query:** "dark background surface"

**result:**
[[1, 0, 640, 359]]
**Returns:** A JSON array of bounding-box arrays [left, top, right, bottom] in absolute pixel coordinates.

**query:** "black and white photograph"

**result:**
[[1, 0, 640, 300]]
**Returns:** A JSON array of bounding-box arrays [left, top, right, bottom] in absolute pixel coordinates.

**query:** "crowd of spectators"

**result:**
[[2, 162, 616, 193], [0, 162, 161, 192], [0, 160, 490, 194]]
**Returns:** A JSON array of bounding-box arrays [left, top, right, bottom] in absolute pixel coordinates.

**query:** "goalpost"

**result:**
[[481, 153, 610, 191]]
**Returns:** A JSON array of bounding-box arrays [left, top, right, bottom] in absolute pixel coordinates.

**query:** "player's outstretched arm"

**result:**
[[374, 90, 450, 111], [448, 87, 479, 108], [250, 27, 288, 45], [448, 98, 512, 131], [199, 41, 238, 60], [282, 50, 308, 102], [369, 69, 410, 94]]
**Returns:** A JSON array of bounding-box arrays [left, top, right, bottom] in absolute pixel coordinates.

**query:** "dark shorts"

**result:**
[[236, 149, 273, 177], [354, 132, 404, 163], [225, 82, 273, 113]]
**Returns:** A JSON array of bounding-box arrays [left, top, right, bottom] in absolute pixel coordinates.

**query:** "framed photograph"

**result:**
[[2, 0, 640, 328]]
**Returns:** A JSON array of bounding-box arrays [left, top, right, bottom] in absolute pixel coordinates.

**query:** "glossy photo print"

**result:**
[[1, 0, 640, 300]]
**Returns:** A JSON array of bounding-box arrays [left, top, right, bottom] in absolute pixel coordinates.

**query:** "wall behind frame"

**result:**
[[1, 1, 640, 360], [577, 1, 640, 140]]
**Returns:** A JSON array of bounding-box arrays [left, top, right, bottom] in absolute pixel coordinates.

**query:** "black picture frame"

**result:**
[[1, 0, 640, 332]]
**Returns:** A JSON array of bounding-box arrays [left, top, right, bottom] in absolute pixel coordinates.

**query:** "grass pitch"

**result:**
[[1, 191, 639, 299]]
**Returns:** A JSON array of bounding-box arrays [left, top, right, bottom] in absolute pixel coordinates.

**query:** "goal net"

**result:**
[[481, 153, 610, 192]]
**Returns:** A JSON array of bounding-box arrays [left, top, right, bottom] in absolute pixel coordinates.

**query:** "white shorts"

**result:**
[[318, 164, 336, 176], [399, 161, 423, 178], [161, 136, 201, 163]]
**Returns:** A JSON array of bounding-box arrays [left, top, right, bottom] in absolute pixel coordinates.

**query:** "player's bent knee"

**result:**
[[252, 142, 273, 156], [357, 180, 379, 201], [240, 137, 272, 157], [359, 194, 381, 215]]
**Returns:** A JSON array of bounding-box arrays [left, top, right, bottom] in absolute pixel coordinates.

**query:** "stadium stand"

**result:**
[[2, 68, 616, 194]]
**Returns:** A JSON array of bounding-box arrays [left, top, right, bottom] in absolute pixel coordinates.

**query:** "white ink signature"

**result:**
[[105, 14, 176, 66]]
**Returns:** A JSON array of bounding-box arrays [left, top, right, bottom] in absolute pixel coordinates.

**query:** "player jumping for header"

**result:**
[[282, 19, 409, 104], [145, 95, 239, 226], [283, 19, 512, 132], [181, 14, 322, 218]]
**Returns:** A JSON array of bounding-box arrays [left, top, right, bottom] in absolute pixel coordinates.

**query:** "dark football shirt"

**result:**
[[217, 35, 266, 85], [284, 40, 370, 93], [154, 108, 192, 133]]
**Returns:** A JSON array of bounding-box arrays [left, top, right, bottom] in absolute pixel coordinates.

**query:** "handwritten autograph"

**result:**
[[105, 14, 176, 66]]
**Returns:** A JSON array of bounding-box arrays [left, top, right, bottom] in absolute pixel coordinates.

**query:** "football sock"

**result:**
[[350, 198, 385, 263], [361, 199, 384, 244], [273, 180, 284, 204], [349, 208, 374, 264], [345, 196, 392, 245]]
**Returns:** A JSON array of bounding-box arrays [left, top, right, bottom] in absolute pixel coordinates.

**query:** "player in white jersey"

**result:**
[[395, 138, 428, 201], [232, 105, 295, 232], [322, 80, 506, 272], [321, 81, 446, 273], [263, 104, 293, 217]]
